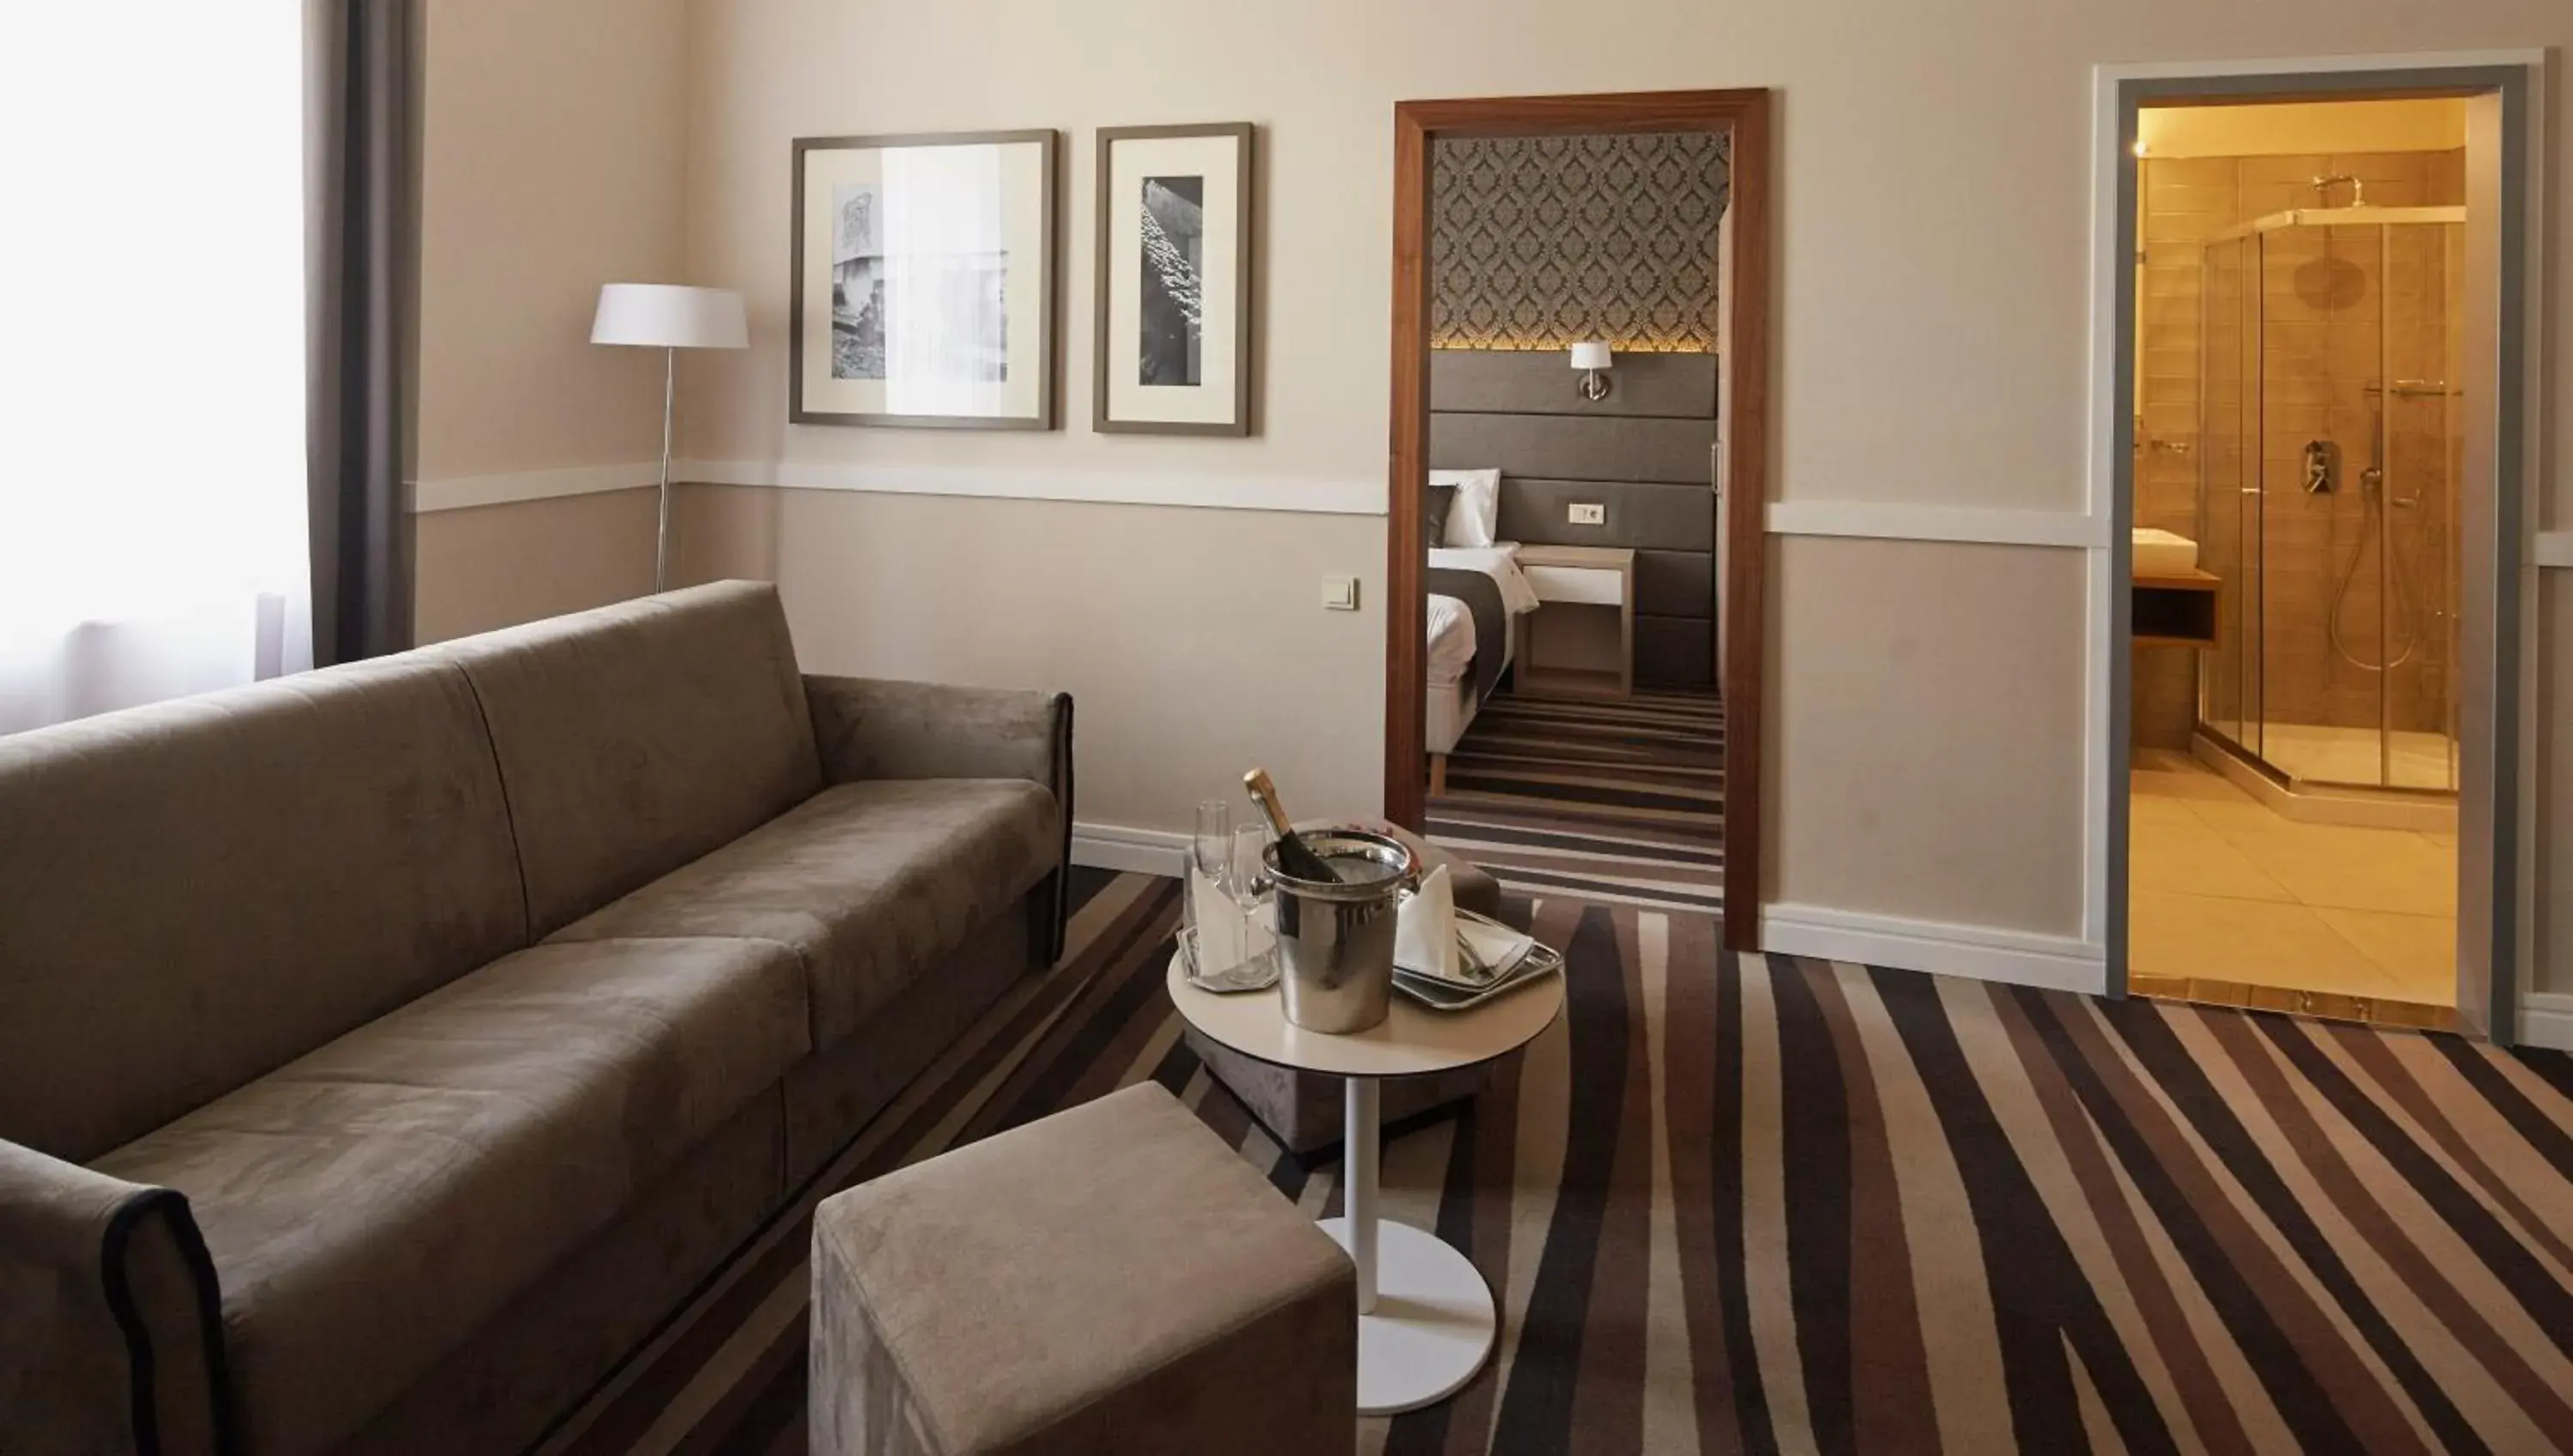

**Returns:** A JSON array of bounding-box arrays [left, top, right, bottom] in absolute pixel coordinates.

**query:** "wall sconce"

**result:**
[[1570, 340, 1612, 400]]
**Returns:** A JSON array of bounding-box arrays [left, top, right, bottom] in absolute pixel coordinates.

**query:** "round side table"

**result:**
[[1166, 956, 1564, 1416]]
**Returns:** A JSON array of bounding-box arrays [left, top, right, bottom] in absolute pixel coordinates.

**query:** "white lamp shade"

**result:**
[[1568, 340, 1613, 371], [591, 284, 749, 349]]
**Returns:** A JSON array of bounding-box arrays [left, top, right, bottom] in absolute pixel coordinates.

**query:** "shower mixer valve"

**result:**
[[2302, 439, 2339, 494]]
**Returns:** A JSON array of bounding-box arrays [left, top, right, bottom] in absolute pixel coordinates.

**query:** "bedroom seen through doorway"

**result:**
[[1406, 118, 1735, 917]]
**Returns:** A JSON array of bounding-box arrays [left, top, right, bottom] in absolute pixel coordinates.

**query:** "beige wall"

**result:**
[[1769, 537, 2093, 935], [413, 489, 660, 643], [372, 0, 2573, 994], [411, 0, 690, 635], [669, 1, 2568, 960], [683, 489, 1383, 836]]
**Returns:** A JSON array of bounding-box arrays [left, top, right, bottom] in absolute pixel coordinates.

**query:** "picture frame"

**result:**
[[1093, 123, 1255, 436], [789, 129, 1060, 430]]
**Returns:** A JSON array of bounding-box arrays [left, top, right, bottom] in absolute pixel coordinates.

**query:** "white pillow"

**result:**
[[1429, 468, 1500, 548]]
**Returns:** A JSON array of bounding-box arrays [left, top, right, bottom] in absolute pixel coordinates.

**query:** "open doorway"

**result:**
[[1382, 92, 1770, 947], [2100, 63, 2537, 1038]]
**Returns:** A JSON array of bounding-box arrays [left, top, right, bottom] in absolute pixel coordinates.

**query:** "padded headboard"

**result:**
[[1427, 350, 1718, 687]]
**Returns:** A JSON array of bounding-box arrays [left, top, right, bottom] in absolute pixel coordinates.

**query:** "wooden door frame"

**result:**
[[1381, 88, 1771, 951]]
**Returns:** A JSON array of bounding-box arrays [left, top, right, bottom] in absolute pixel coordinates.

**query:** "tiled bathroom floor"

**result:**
[[2129, 749, 2456, 1013]]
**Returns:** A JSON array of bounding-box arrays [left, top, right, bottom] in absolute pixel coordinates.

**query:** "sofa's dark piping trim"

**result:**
[[100, 1188, 237, 1456], [444, 659, 539, 944], [1051, 692, 1075, 965]]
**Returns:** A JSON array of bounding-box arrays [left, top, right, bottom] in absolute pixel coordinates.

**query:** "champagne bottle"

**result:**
[[1242, 768, 1341, 882]]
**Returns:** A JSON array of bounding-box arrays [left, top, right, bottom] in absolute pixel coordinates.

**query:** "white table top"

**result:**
[[1166, 954, 1564, 1080]]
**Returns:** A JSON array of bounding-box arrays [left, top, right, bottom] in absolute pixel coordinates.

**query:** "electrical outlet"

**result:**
[[1568, 502, 1606, 526], [1322, 575, 1360, 611]]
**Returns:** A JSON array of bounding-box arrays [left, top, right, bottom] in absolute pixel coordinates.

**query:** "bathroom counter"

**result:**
[[2134, 568, 2220, 648]]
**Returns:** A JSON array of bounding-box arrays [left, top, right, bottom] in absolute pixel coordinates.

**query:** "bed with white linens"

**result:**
[[1424, 540, 1539, 791]]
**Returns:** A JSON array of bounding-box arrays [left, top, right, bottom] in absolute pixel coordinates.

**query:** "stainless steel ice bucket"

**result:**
[[1262, 830, 1417, 1034]]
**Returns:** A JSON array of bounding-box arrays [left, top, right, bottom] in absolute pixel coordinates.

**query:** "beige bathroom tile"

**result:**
[[2335, 152, 2427, 186], [2129, 892, 2402, 1000], [2239, 183, 2314, 217], [2351, 177, 2424, 208], [2131, 819, 2297, 902], [2128, 791, 2204, 827], [2236, 154, 2332, 186], [2147, 156, 2240, 189], [2178, 796, 2287, 836], [2314, 907, 2455, 1005], [2218, 821, 2457, 917], [2145, 209, 2222, 244], [2131, 766, 2255, 805]]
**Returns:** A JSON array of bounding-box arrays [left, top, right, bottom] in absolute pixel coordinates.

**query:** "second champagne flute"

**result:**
[[1191, 799, 1231, 886]]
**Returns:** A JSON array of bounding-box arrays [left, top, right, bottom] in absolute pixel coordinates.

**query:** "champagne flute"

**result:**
[[1227, 825, 1270, 913], [1228, 823, 1277, 966], [1191, 799, 1231, 887]]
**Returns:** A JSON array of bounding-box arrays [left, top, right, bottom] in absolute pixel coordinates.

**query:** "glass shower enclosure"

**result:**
[[2195, 205, 2465, 794]]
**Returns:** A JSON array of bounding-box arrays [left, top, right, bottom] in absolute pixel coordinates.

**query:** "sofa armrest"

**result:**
[[804, 675, 1076, 961], [804, 676, 1070, 792], [0, 1141, 230, 1456]]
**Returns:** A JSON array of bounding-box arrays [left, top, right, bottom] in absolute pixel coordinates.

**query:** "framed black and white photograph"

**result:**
[[1094, 123, 1253, 436], [791, 129, 1059, 429]]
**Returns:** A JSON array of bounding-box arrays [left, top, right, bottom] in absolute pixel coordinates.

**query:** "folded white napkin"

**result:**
[[1398, 865, 1542, 986], [1189, 868, 1250, 972], [1458, 914, 1533, 980], [1394, 864, 1460, 981]]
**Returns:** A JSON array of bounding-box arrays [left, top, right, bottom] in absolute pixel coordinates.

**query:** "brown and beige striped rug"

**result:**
[[546, 868, 2573, 1456], [1428, 688, 1724, 914]]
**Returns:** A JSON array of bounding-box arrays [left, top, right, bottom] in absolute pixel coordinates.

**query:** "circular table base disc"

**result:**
[[1319, 1217, 1497, 1416]]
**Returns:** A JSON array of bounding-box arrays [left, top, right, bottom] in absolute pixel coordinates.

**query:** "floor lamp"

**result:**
[[590, 284, 749, 592]]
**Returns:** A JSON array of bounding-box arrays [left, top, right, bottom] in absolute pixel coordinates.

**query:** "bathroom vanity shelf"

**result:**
[[2132, 569, 2220, 648]]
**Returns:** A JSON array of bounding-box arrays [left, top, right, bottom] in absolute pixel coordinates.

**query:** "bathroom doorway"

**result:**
[[2094, 60, 2538, 1039]]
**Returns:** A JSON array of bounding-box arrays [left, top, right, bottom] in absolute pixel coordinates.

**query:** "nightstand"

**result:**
[[1515, 544, 1634, 697]]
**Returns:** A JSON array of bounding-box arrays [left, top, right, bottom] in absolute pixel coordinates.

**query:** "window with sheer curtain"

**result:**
[[0, 7, 311, 735]]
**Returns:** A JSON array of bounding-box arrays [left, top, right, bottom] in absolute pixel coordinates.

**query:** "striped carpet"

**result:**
[[550, 869, 2573, 1456], [1427, 688, 1723, 914]]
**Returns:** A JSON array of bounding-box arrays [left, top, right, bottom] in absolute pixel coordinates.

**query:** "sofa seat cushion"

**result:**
[[549, 779, 1060, 1048], [90, 937, 809, 1456]]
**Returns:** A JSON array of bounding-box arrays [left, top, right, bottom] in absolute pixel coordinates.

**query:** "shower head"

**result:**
[[2311, 172, 2365, 208]]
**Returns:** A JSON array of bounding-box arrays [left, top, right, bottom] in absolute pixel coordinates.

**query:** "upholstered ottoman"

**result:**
[[1187, 823, 1521, 1156], [810, 1083, 1356, 1456]]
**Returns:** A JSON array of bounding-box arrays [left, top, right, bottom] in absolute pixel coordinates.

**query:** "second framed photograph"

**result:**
[[1094, 123, 1255, 436]]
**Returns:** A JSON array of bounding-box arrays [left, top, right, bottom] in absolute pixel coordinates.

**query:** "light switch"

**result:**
[[1569, 502, 1606, 526], [1322, 575, 1360, 611]]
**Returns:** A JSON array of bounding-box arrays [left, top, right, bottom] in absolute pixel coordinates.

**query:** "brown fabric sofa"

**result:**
[[0, 581, 1072, 1456]]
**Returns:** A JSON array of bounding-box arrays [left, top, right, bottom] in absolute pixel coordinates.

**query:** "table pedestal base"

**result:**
[[1318, 1217, 1497, 1416]]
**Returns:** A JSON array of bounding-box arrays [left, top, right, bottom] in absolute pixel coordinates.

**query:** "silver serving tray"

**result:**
[[1392, 942, 1562, 1013]]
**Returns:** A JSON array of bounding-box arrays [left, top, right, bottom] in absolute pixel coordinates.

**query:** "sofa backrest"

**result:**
[[430, 581, 823, 938], [0, 655, 529, 1162]]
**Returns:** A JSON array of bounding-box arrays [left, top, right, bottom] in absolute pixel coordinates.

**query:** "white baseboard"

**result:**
[[1071, 821, 1188, 876], [2519, 994, 2573, 1052], [1760, 902, 2107, 995]]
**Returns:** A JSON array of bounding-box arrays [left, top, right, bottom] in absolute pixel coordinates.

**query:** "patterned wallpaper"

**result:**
[[1431, 132, 1731, 352]]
